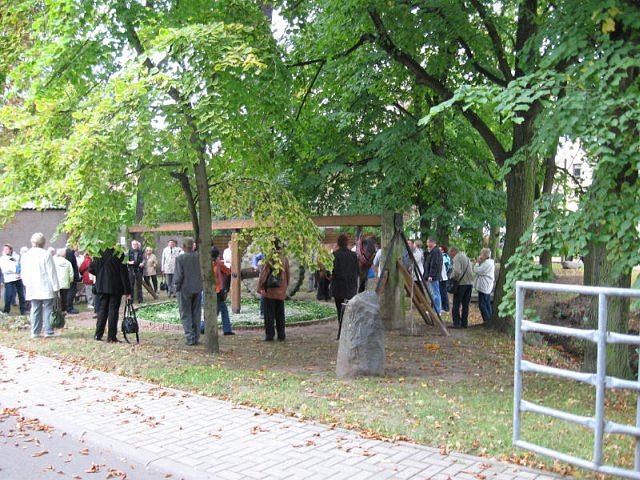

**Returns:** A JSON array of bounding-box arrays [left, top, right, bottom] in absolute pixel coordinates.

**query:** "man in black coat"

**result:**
[[65, 244, 80, 314], [127, 240, 145, 304], [331, 234, 359, 330], [423, 238, 443, 314], [89, 247, 132, 342]]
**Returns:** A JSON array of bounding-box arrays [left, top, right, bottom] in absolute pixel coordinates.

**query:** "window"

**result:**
[[573, 163, 582, 178]]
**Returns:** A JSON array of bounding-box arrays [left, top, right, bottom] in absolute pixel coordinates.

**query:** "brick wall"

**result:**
[[0, 209, 68, 251]]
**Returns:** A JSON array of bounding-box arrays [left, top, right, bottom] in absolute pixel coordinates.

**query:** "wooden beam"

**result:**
[[230, 232, 241, 314], [128, 215, 382, 233], [310, 215, 381, 227], [397, 261, 449, 336]]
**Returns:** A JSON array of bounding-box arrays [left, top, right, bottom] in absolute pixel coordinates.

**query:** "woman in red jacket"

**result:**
[[210, 247, 234, 336], [257, 242, 290, 342]]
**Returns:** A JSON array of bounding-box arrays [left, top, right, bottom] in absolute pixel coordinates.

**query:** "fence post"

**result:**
[[513, 281, 525, 445], [593, 293, 608, 466]]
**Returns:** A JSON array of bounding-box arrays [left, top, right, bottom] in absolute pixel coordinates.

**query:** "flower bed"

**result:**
[[136, 298, 335, 327]]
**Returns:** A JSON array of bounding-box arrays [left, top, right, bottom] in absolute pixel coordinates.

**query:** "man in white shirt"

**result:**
[[161, 239, 182, 297], [473, 248, 495, 323], [0, 244, 26, 315], [21, 233, 60, 338], [223, 241, 232, 269]]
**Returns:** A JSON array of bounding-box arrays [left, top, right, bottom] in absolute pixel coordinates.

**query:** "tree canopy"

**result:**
[[0, 0, 330, 353], [1, 0, 639, 359]]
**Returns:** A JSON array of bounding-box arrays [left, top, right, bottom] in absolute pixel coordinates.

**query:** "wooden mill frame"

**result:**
[[129, 215, 381, 313]]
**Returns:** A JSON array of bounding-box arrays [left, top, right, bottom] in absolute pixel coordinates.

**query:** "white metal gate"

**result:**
[[514, 280, 640, 479]]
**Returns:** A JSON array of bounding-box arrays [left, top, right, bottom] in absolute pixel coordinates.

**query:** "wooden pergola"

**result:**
[[129, 215, 382, 233], [129, 215, 382, 313]]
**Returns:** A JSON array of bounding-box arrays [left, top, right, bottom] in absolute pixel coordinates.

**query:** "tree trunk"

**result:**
[[435, 219, 449, 248], [488, 223, 500, 262], [583, 242, 632, 378], [582, 60, 637, 377], [538, 249, 553, 281], [490, 153, 537, 332], [132, 174, 144, 243], [378, 211, 404, 331], [490, 0, 541, 331], [415, 196, 430, 239], [538, 142, 559, 280], [193, 154, 219, 354], [123, 16, 219, 351]]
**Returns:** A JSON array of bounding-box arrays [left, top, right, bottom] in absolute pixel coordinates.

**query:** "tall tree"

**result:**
[[278, 0, 552, 330], [281, 1, 503, 246], [0, 0, 327, 353], [495, 1, 640, 375]]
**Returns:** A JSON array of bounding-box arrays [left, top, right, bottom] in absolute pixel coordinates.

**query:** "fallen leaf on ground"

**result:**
[[106, 468, 127, 478], [86, 462, 101, 473], [250, 425, 268, 434], [425, 343, 441, 352]]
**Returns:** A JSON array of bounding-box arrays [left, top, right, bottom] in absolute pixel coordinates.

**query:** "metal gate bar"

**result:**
[[514, 281, 640, 479]]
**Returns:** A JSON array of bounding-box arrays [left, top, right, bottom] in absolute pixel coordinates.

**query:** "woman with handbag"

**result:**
[[257, 241, 290, 342], [89, 247, 132, 343], [448, 247, 474, 329], [210, 247, 234, 336]]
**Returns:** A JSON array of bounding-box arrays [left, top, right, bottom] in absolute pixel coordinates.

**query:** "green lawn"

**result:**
[[1, 302, 637, 479]]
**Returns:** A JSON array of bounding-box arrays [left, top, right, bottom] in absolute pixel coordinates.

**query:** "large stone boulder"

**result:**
[[336, 291, 385, 378], [562, 259, 584, 269]]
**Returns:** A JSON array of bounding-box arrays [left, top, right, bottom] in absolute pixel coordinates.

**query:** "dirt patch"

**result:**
[[60, 292, 501, 383], [53, 274, 594, 385]]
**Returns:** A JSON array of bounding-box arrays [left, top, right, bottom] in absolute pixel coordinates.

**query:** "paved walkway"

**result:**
[[0, 346, 567, 480]]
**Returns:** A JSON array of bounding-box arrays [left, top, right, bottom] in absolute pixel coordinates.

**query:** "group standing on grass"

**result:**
[[7, 229, 496, 344], [418, 238, 495, 328]]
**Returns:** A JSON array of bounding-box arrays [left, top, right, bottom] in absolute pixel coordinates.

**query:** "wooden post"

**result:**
[[230, 231, 241, 313], [379, 212, 404, 331], [397, 262, 449, 336]]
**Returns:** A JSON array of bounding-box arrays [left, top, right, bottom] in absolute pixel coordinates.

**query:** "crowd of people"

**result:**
[[1, 230, 496, 344], [410, 238, 496, 328], [312, 234, 496, 330]]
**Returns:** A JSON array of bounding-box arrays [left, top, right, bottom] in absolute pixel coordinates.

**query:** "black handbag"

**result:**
[[266, 268, 281, 289], [49, 294, 65, 329], [448, 260, 469, 294], [122, 300, 139, 344], [160, 274, 168, 291]]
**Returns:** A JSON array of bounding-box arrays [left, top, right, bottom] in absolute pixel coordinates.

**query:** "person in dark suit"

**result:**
[[423, 238, 443, 315], [173, 237, 203, 345], [89, 247, 132, 343], [65, 244, 81, 314], [330, 234, 359, 327]]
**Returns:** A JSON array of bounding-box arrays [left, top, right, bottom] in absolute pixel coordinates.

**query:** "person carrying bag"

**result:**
[[49, 293, 66, 330], [121, 299, 140, 344]]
